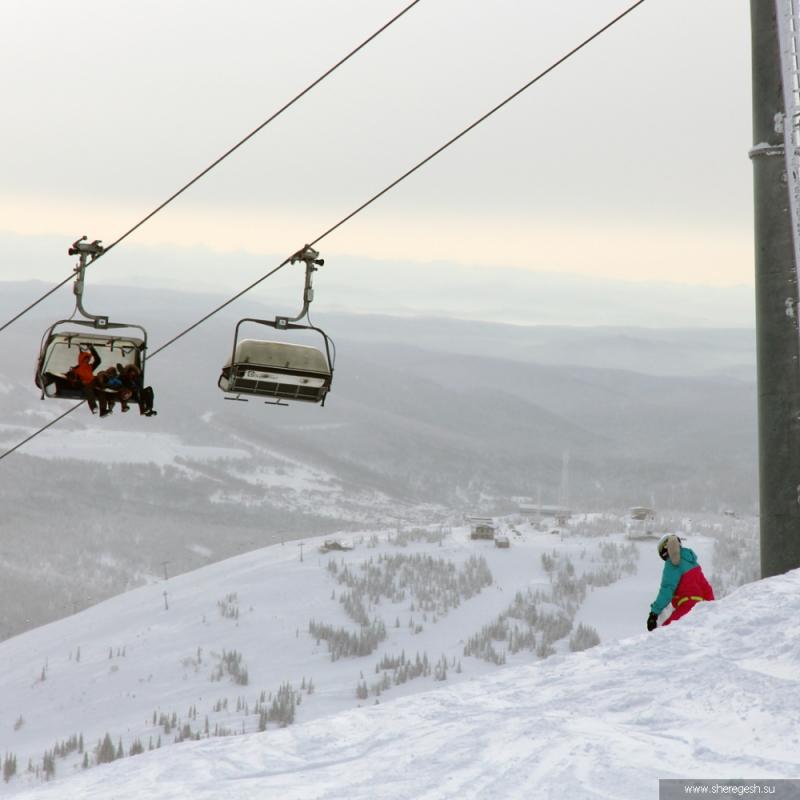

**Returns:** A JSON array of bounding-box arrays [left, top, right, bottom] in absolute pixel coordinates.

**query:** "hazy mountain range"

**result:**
[[0, 229, 756, 327]]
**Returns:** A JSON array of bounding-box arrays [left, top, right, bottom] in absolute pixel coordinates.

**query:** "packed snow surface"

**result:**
[[2, 533, 797, 799], [0, 425, 249, 465]]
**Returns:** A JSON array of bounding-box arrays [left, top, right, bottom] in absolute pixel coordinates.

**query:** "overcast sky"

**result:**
[[1, 0, 752, 294]]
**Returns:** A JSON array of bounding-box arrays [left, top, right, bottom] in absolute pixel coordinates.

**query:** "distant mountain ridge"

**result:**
[[0, 223, 755, 328]]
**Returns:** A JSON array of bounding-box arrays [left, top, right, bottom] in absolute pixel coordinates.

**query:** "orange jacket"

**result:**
[[74, 351, 96, 385]]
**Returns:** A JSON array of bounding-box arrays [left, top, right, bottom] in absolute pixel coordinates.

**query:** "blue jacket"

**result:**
[[650, 547, 700, 615]]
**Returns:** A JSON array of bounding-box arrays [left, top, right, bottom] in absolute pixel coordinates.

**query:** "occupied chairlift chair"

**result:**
[[218, 246, 334, 406], [35, 237, 148, 400]]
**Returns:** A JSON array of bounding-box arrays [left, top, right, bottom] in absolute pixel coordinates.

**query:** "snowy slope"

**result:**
[[5, 566, 799, 800], [0, 519, 715, 793]]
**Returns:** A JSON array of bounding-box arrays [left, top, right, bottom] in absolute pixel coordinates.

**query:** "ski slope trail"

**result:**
[[9, 569, 800, 800]]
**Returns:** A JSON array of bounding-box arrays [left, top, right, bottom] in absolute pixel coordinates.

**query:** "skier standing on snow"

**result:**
[[647, 534, 714, 631]]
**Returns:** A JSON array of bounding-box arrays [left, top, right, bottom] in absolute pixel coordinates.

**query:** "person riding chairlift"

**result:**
[[647, 534, 714, 631], [70, 344, 112, 417], [117, 363, 157, 417]]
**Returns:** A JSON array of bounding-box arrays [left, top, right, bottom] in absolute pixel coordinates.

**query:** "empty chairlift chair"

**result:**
[[218, 245, 335, 407], [219, 329, 333, 405]]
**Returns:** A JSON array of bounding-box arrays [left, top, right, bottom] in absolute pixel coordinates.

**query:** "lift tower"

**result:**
[[750, 0, 800, 576]]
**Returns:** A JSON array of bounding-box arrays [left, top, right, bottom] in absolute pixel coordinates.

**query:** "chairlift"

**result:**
[[35, 237, 148, 401], [218, 246, 334, 406]]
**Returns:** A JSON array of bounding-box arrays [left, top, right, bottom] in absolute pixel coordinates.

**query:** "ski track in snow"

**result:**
[[3, 545, 798, 799]]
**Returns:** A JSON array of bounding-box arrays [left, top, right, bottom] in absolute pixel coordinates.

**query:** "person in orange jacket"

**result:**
[[71, 344, 110, 416]]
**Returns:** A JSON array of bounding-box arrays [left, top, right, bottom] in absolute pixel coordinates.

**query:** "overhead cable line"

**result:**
[[0, 0, 648, 463], [0, 403, 83, 461], [0, 0, 423, 336], [308, 0, 648, 247], [148, 0, 649, 357]]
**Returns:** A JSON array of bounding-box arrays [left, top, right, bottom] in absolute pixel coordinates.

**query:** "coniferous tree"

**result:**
[[3, 753, 17, 783], [129, 739, 144, 756], [42, 751, 55, 779], [96, 734, 115, 764], [569, 623, 601, 652]]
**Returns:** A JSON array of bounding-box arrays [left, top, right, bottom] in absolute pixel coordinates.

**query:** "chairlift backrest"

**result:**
[[219, 248, 334, 406], [232, 339, 330, 374]]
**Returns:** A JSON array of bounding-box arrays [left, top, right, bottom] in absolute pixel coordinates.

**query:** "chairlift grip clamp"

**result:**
[[290, 244, 323, 268], [68, 236, 105, 260]]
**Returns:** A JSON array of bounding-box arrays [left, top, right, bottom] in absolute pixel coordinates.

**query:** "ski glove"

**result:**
[[647, 612, 658, 632]]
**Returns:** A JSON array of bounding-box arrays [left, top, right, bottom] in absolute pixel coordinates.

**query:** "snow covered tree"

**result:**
[[42, 751, 55, 779], [569, 623, 601, 652], [3, 753, 17, 783], [96, 734, 115, 764], [129, 739, 144, 756]]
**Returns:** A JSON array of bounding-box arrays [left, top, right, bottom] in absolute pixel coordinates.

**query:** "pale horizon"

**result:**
[[0, 0, 752, 298]]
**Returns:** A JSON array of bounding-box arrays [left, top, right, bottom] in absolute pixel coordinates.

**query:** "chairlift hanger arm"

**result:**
[[280, 245, 324, 325], [69, 236, 108, 325]]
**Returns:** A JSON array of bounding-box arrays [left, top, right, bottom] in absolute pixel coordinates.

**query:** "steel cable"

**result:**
[[0, 0, 648, 463], [0, 0, 423, 335]]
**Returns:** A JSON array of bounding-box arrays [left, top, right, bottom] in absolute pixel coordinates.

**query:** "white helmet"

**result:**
[[657, 534, 681, 564]]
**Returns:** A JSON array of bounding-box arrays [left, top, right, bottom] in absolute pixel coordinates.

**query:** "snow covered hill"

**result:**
[[3, 543, 797, 799], [0, 516, 740, 798]]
